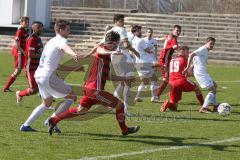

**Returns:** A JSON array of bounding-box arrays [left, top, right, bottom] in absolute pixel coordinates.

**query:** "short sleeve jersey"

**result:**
[[35, 34, 67, 78], [132, 36, 155, 63], [25, 34, 43, 71], [159, 34, 178, 66], [13, 27, 29, 53], [193, 46, 208, 75], [169, 56, 187, 82]]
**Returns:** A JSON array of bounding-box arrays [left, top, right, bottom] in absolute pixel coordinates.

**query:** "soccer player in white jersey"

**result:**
[[184, 37, 218, 113], [131, 25, 158, 103], [142, 28, 159, 102], [108, 14, 139, 115], [20, 20, 81, 131]]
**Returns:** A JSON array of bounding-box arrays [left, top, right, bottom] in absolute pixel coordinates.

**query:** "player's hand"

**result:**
[[134, 51, 140, 58]]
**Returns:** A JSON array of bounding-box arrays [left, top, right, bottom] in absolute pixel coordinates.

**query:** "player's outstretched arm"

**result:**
[[123, 39, 140, 58], [183, 52, 196, 75]]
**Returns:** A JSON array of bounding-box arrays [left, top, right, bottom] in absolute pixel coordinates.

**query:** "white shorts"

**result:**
[[35, 72, 72, 99], [194, 73, 214, 89], [135, 63, 155, 78], [111, 54, 134, 77]]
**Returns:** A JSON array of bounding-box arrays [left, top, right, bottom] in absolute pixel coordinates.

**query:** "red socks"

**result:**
[[19, 88, 31, 97], [52, 107, 79, 124], [157, 81, 168, 97], [4, 75, 16, 90], [196, 94, 204, 105], [116, 106, 128, 133]]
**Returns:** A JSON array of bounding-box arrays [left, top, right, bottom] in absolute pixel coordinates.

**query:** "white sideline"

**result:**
[[75, 137, 240, 160]]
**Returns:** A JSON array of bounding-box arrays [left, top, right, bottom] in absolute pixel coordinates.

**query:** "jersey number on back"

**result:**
[[169, 60, 180, 73]]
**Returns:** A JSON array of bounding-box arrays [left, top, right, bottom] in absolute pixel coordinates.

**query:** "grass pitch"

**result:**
[[0, 52, 240, 160]]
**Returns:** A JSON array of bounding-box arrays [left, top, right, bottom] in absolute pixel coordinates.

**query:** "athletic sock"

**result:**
[[157, 80, 168, 97], [52, 107, 79, 124], [135, 82, 145, 99], [150, 81, 158, 98], [116, 105, 128, 133], [202, 92, 214, 108], [4, 75, 16, 90], [19, 88, 31, 97], [123, 85, 131, 106], [196, 93, 204, 105], [23, 103, 47, 126], [114, 83, 124, 98]]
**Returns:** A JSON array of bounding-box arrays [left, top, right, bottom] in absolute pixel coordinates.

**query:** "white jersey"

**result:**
[[193, 45, 209, 76], [35, 34, 67, 78], [127, 32, 134, 44], [142, 37, 157, 60], [107, 26, 133, 63], [132, 36, 155, 63]]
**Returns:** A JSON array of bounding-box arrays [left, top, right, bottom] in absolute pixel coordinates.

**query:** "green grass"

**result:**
[[0, 52, 240, 160]]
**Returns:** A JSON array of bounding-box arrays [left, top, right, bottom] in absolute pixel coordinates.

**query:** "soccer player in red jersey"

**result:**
[[3, 16, 30, 92], [157, 25, 181, 100], [47, 31, 140, 136], [160, 46, 204, 112], [15, 21, 43, 104]]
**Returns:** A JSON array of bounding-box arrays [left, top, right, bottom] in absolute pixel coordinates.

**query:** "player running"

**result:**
[[184, 37, 218, 113], [107, 14, 140, 115], [20, 20, 81, 132], [156, 25, 181, 101], [47, 31, 140, 136], [131, 26, 159, 103], [160, 46, 204, 112], [16, 21, 43, 104], [3, 16, 29, 92]]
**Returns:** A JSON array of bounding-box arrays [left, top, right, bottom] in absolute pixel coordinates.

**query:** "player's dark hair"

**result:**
[[174, 25, 181, 30], [131, 25, 142, 33], [206, 37, 216, 42], [32, 21, 43, 26], [105, 31, 120, 43], [20, 16, 30, 22], [54, 20, 70, 33], [113, 14, 125, 23]]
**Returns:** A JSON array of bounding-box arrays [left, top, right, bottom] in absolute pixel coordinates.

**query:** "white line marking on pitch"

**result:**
[[74, 137, 240, 160]]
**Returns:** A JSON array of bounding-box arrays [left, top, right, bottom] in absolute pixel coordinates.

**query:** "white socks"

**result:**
[[202, 92, 215, 108], [150, 81, 158, 98], [135, 82, 145, 99], [24, 103, 47, 126], [114, 83, 124, 98]]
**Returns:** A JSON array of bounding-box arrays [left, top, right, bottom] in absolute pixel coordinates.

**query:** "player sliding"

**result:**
[[47, 31, 140, 136], [20, 20, 82, 132], [160, 46, 204, 112], [184, 37, 218, 113]]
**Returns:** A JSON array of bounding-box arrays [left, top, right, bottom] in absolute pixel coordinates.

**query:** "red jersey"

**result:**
[[13, 27, 29, 55], [84, 48, 111, 90], [169, 55, 187, 82], [25, 34, 43, 71], [159, 34, 178, 66]]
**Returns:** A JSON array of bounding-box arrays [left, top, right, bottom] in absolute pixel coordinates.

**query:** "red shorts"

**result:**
[[12, 48, 25, 69], [25, 71, 38, 89], [169, 79, 197, 103], [79, 87, 121, 109]]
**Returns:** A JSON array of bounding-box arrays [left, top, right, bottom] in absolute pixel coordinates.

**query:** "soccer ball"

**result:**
[[217, 103, 231, 116]]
